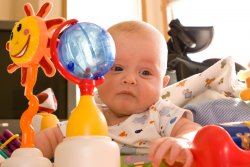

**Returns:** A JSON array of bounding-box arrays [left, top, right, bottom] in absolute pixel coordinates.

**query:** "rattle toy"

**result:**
[[5, 1, 64, 148], [2, 2, 65, 167], [51, 19, 120, 167]]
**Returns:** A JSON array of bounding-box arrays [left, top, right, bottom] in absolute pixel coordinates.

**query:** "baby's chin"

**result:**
[[106, 96, 154, 115], [111, 104, 148, 116]]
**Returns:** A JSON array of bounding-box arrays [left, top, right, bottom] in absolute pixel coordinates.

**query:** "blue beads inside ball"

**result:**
[[58, 22, 115, 80]]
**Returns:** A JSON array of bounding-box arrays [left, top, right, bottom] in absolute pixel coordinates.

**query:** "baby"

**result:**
[[34, 20, 201, 167]]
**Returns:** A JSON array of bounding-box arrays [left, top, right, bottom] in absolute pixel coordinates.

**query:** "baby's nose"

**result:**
[[122, 75, 136, 85]]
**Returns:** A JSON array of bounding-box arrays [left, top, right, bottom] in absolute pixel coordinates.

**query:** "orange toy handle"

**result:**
[[20, 64, 39, 148]]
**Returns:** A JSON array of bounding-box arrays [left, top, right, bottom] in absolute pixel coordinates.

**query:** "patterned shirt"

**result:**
[[108, 99, 192, 150], [58, 99, 193, 154]]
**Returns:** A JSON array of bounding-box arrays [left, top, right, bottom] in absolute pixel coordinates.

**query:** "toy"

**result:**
[[32, 88, 59, 133], [237, 63, 250, 100], [2, 2, 65, 167], [0, 129, 21, 159], [120, 155, 176, 167], [218, 122, 250, 150], [191, 125, 250, 167], [50, 19, 120, 167], [5, 1, 64, 148], [51, 20, 115, 136]]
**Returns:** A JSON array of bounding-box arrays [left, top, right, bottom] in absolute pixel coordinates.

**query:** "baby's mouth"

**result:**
[[118, 90, 135, 97]]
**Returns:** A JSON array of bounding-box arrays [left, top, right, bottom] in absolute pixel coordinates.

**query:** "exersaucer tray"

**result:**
[[120, 154, 183, 167]]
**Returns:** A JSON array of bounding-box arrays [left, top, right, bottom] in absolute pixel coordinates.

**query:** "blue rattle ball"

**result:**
[[58, 22, 115, 80]]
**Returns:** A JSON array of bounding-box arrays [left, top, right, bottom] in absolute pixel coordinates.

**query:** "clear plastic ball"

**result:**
[[58, 22, 115, 80]]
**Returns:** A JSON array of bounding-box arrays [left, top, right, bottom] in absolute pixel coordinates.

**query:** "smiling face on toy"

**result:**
[[7, 17, 44, 65], [5, 2, 65, 88]]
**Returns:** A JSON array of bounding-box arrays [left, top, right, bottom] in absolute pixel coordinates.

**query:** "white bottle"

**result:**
[[54, 136, 120, 167], [1, 148, 53, 167]]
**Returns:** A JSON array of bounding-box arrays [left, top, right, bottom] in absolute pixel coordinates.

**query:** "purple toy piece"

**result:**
[[0, 129, 21, 153]]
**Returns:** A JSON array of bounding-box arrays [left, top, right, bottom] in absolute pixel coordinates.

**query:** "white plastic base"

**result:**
[[54, 136, 120, 167], [1, 148, 53, 167]]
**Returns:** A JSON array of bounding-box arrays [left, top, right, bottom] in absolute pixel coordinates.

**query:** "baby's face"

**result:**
[[97, 31, 165, 117]]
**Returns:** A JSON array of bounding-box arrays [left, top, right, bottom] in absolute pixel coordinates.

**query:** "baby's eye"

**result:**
[[111, 65, 123, 72], [139, 70, 152, 76]]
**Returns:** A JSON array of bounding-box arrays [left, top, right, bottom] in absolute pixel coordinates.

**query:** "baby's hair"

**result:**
[[108, 20, 168, 78], [108, 21, 149, 33]]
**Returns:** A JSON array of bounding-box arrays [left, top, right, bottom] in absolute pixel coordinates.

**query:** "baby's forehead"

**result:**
[[115, 53, 163, 70]]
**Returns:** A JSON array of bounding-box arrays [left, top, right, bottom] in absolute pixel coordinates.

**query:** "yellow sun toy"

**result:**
[[237, 62, 250, 101], [5, 2, 65, 148]]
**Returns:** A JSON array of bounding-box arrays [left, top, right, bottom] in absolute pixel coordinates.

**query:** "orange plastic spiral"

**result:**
[[20, 64, 39, 148]]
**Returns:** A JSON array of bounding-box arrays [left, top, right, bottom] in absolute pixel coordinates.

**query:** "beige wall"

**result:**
[[0, 0, 63, 21], [142, 0, 169, 39], [0, 0, 166, 37], [67, 0, 142, 29]]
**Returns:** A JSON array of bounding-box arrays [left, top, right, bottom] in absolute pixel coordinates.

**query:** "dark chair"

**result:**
[[167, 19, 214, 81], [167, 19, 246, 82]]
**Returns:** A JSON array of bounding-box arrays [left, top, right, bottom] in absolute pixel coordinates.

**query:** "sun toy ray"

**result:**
[[5, 2, 65, 148]]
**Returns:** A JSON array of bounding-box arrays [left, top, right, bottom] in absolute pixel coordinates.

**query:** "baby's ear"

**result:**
[[163, 75, 170, 87]]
